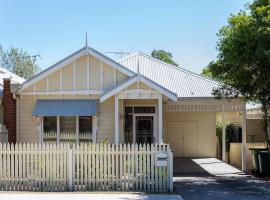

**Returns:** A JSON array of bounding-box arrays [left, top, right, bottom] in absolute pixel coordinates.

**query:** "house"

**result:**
[[0, 67, 24, 142], [3, 43, 248, 170]]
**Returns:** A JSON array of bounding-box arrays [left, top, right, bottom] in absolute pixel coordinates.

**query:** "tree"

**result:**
[[151, 49, 178, 66], [206, 0, 270, 147], [0, 45, 40, 79]]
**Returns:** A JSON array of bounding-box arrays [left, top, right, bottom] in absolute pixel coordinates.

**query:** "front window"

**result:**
[[43, 116, 93, 143]]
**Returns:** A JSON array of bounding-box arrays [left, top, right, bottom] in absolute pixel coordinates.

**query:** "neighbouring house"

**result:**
[[3, 43, 248, 170], [0, 67, 24, 143]]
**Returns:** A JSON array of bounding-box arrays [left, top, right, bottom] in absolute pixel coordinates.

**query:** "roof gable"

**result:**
[[18, 46, 135, 93], [119, 52, 221, 98], [100, 74, 177, 102]]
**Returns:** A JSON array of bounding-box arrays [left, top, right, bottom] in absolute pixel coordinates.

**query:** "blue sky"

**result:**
[[0, 0, 251, 73]]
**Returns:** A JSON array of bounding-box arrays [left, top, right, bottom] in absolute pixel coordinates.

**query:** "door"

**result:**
[[168, 122, 184, 157], [168, 121, 198, 157], [133, 115, 155, 144]]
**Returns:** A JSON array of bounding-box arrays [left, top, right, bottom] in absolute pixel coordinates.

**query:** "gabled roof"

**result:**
[[118, 52, 221, 98], [18, 46, 135, 93], [100, 74, 178, 102]]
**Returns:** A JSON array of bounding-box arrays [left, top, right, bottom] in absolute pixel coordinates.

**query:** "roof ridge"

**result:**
[[134, 52, 220, 85]]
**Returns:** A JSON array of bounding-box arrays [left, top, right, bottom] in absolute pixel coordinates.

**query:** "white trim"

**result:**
[[158, 95, 163, 144], [92, 116, 97, 143], [40, 117, 43, 143], [57, 116, 60, 143], [100, 76, 137, 102], [21, 90, 101, 96], [115, 95, 119, 144], [117, 89, 161, 100], [140, 76, 177, 101], [100, 75, 177, 102]]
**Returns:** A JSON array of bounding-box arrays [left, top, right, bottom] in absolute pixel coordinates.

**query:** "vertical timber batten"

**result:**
[[115, 95, 119, 144], [158, 95, 163, 144]]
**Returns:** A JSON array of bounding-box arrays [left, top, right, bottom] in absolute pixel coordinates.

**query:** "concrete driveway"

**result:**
[[174, 158, 270, 200]]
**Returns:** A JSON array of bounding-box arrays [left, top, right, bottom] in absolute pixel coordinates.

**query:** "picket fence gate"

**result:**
[[0, 143, 173, 192]]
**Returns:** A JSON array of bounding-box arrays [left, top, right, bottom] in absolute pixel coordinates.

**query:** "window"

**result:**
[[42, 116, 93, 143], [43, 116, 57, 132], [60, 116, 76, 133], [79, 116, 92, 133], [43, 116, 57, 142]]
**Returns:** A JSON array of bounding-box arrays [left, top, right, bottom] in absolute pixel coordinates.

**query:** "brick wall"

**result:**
[[3, 78, 16, 144]]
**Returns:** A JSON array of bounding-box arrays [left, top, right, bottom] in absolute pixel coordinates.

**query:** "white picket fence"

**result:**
[[0, 143, 173, 192]]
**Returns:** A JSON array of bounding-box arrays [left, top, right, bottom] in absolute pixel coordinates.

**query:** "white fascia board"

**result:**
[[100, 76, 137, 102], [140, 76, 177, 101]]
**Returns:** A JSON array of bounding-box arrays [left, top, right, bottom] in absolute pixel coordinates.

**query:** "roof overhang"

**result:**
[[100, 74, 178, 102]]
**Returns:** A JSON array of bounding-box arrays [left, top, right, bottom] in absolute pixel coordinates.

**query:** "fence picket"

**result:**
[[0, 143, 172, 192]]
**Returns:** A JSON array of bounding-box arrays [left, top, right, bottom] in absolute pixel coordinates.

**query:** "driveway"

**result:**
[[174, 158, 270, 200]]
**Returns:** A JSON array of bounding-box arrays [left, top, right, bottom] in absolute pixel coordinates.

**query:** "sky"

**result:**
[[0, 0, 251, 74]]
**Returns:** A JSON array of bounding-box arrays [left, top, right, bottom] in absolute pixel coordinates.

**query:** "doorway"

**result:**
[[124, 106, 156, 144]]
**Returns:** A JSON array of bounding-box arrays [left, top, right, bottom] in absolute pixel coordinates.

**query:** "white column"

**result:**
[[222, 106, 226, 162], [76, 116, 79, 144], [115, 95, 119, 144], [38, 117, 43, 143], [158, 95, 163, 144], [242, 104, 247, 171], [57, 116, 60, 143], [92, 116, 97, 143]]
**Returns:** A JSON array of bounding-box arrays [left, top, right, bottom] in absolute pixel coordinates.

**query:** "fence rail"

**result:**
[[0, 143, 173, 192]]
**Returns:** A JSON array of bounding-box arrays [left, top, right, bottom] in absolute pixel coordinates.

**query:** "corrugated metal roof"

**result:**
[[118, 52, 221, 98], [32, 99, 98, 116]]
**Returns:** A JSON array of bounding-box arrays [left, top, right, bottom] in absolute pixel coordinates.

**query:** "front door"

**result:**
[[133, 115, 155, 144]]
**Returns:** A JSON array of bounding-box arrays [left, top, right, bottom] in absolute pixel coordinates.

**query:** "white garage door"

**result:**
[[168, 121, 198, 157]]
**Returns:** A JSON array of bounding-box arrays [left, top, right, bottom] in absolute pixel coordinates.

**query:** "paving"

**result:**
[[0, 193, 183, 200], [173, 157, 270, 200]]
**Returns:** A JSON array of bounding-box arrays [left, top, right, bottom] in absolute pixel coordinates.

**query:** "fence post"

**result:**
[[168, 150, 173, 192], [68, 148, 73, 191]]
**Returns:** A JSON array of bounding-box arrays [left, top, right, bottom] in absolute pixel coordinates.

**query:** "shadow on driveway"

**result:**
[[173, 158, 270, 200]]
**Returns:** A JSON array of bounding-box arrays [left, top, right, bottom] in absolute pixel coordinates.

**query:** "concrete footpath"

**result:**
[[0, 192, 183, 200]]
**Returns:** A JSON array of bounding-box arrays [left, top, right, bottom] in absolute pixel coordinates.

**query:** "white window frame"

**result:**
[[41, 116, 96, 144]]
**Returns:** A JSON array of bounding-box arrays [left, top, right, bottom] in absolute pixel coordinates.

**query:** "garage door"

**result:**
[[168, 121, 198, 157]]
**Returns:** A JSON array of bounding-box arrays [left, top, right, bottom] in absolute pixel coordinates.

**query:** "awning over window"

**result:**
[[33, 99, 98, 116]]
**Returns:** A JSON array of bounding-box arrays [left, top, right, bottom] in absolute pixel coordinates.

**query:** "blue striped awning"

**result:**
[[32, 99, 98, 116]]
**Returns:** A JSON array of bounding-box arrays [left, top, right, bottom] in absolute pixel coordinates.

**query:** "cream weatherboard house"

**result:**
[[11, 44, 248, 170]]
